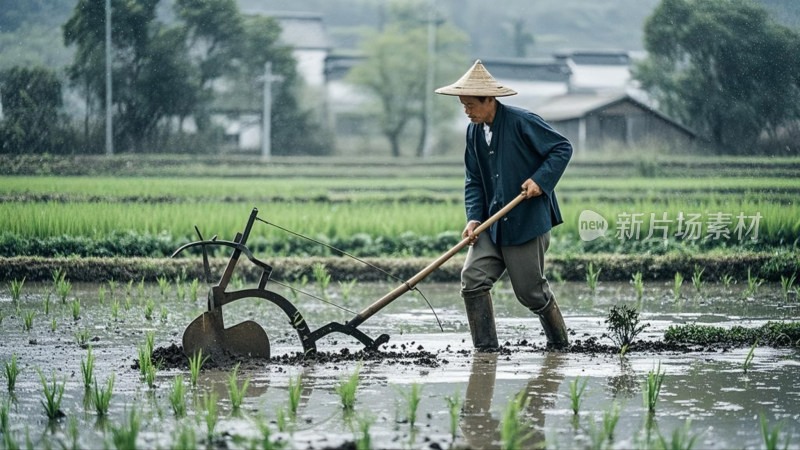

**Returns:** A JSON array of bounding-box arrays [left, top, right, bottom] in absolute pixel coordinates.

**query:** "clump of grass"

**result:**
[[71, 299, 81, 320], [22, 311, 34, 331], [156, 276, 170, 298], [500, 391, 533, 450], [202, 391, 219, 441], [42, 289, 51, 315], [189, 278, 199, 302], [125, 279, 134, 297], [176, 283, 186, 302], [1, 398, 9, 432], [144, 298, 155, 320], [335, 362, 362, 410], [586, 262, 601, 294], [159, 306, 168, 322], [98, 286, 106, 305], [605, 304, 650, 350], [691, 265, 704, 293], [588, 402, 621, 448], [137, 334, 158, 388], [397, 383, 423, 428], [174, 423, 197, 449], [743, 267, 764, 298], [444, 391, 461, 440], [38, 369, 66, 420], [4, 354, 22, 391], [353, 412, 374, 450], [743, 340, 758, 373], [169, 375, 186, 417], [81, 346, 95, 388], [110, 408, 140, 449], [760, 414, 789, 450], [569, 377, 588, 415], [50, 317, 56, 332], [673, 272, 684, 299], [228, 362, 250, 412], [722, 273, 734, 288], [75, 329, 90, 347], [339, 278, 358, 302], [124, 297, 132, 311], [137, 277, 145, 298], [631, 271, 644, 300], [107, 280, 118, 299], [0, 311, 4, 325], [312, 262, 331, 299], [288, 375, 302, 417], [111, 299, 120, 321], [780, 274, 796, 301], [188, 349, 209, 387], [9, 277, 25, 304], [643, 362, 666, 413], [92, 374, 114, 416], [55, 272, 72, 303], [656, 418, 700, 450]]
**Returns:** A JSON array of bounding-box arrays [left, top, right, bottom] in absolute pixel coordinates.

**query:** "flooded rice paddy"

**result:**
[[1, 277, 798, 449]]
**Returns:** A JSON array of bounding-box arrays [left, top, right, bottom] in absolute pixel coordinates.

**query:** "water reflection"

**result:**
[[461, 352, 565, 449]]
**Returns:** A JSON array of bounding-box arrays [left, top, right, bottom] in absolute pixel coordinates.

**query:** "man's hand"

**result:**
[[521, 178, 542, 199], [462, 220, 481, 245]]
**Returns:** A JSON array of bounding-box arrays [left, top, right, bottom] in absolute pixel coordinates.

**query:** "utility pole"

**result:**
[[261, 62, 283, 161], [105, 0, 113, 155], [422, 2, 437, 158]]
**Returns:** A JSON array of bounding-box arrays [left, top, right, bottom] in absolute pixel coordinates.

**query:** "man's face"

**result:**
[[459, 96, 496, 124]]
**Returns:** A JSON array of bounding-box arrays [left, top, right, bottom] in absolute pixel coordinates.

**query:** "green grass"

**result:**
[[586, 262, 601, 294], [81, 346, 95, 388], [91, 374, 114, 416], [397, 383, 423, 428], [169, 375, 186, 417], [188, 349, 209, 387], [743, 340, 758, 373], [4, 354, 22, 391], [643, 362, 666, 413], [288, 375, 302, 417], [202, 391, 219, 441], [335, 362, 362, 410], [673, 272, 684, 299], [38, 369, 66, 420], [500, 391, 533, 450], [631, 271, 644, 300], [9, 277, 24, 303], [21, 311, 34, 331], [569, 377, 588, 415], [227, 363, 250, 412], [71, 299, 81, 320], [444, 391, 461, 440], [110, 408, 140, 449], [781, 273, 796, 300]]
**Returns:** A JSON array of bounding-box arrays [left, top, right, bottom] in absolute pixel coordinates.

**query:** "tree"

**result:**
[[0, 66, 67, 154], [347, 0, 468, 157], [634, 0, 800, 153]]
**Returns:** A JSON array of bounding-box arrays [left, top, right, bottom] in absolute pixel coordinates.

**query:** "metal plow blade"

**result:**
[[182, 309, 270, 360]]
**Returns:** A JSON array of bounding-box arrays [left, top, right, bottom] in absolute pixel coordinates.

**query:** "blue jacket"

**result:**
[[464, 101, 572, 246]]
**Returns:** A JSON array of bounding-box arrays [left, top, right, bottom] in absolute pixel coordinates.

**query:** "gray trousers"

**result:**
[[461, 231, 554, 312]]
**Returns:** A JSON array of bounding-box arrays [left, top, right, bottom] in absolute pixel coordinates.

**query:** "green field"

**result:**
[[1, 155, 798, 259]]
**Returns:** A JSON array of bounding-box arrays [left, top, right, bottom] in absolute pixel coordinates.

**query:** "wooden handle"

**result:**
[[347, 192, 527, 328]]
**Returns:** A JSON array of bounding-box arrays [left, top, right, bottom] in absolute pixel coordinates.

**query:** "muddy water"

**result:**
[[0, 279, 798, 449]]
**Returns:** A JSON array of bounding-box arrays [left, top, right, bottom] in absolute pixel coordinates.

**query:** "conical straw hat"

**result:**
[[435, 60, 517, 97]]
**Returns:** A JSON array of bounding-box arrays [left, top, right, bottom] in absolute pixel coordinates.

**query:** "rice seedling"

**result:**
[[643, 362, 666, 413], [760, 414, 789, 450], [124, 296, 132, 311], [160, 306, 168, 322], [81, 346, 95, 388], [602, 402, 621, 442], [202, 391, 219, 441], [10, 277, 25, 304], [111, 299, 120, 321], [275, 406, 288, 432], [144, 298, 155, 320], [312, 262, 331, 299], [743, 267, 764, 298], [75, 329, 90, 347], [722, 273, 734, 288], [335, 362, 362, 410], [586, 262, 601, 294], [188, 349, 209, 387], [138, 335, 158, 388], [743, 339, 758, 373], [107, 280, 118, 299], [254, 414, 282, 450], [339, 278, 358, 302], [1, 398, 9, 432], [110, 408, 140, 449], [42, 290, 52, 315], [691, 265, 704, 293], [22, 311, 34, 331], [780, 273, 796, 301], [189, 278, 199, 302], [125, 279, 134, 297], [227, 362, 250, 411], [169, 375, 186, 417], [38, 369, 66, 420], [156, 276, 169, 298], [631, 271, 644, 300], [174, 423, 197, 449], [500, 391, 533, 450], [655, 418, 701, 450], [0, 311, 4, 325], [353, 412, 375, 450], [92, 374, 114, 416], [444, 391, 461, 440], [288, 375, 303, 417], [50, 317, 56, 332], [569, 377, 588, 415], [137, 277, 145, 298], [98, 286, 106, 305], [4, 354, 22, 391], [397, 383, 423, 428], [55, 274, 72, 303], [176, 283, 186, 302], [71, 299, 81, 320], [605, 304, 650, 349], [673, 272, 683, 299]]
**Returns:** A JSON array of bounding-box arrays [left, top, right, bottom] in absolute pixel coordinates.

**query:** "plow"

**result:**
[[172, 193, 526, 360]]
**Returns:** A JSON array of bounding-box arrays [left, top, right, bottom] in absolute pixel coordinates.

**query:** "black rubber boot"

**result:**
[[533, 298, 569, 349], [463, 291, 499, 351]]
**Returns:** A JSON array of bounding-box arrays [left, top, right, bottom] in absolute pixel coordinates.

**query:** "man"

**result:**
[[435, 60, 572, 350]]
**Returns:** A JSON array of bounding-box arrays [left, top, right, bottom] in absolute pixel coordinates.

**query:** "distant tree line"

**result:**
[[0, 0, 331, 155]]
